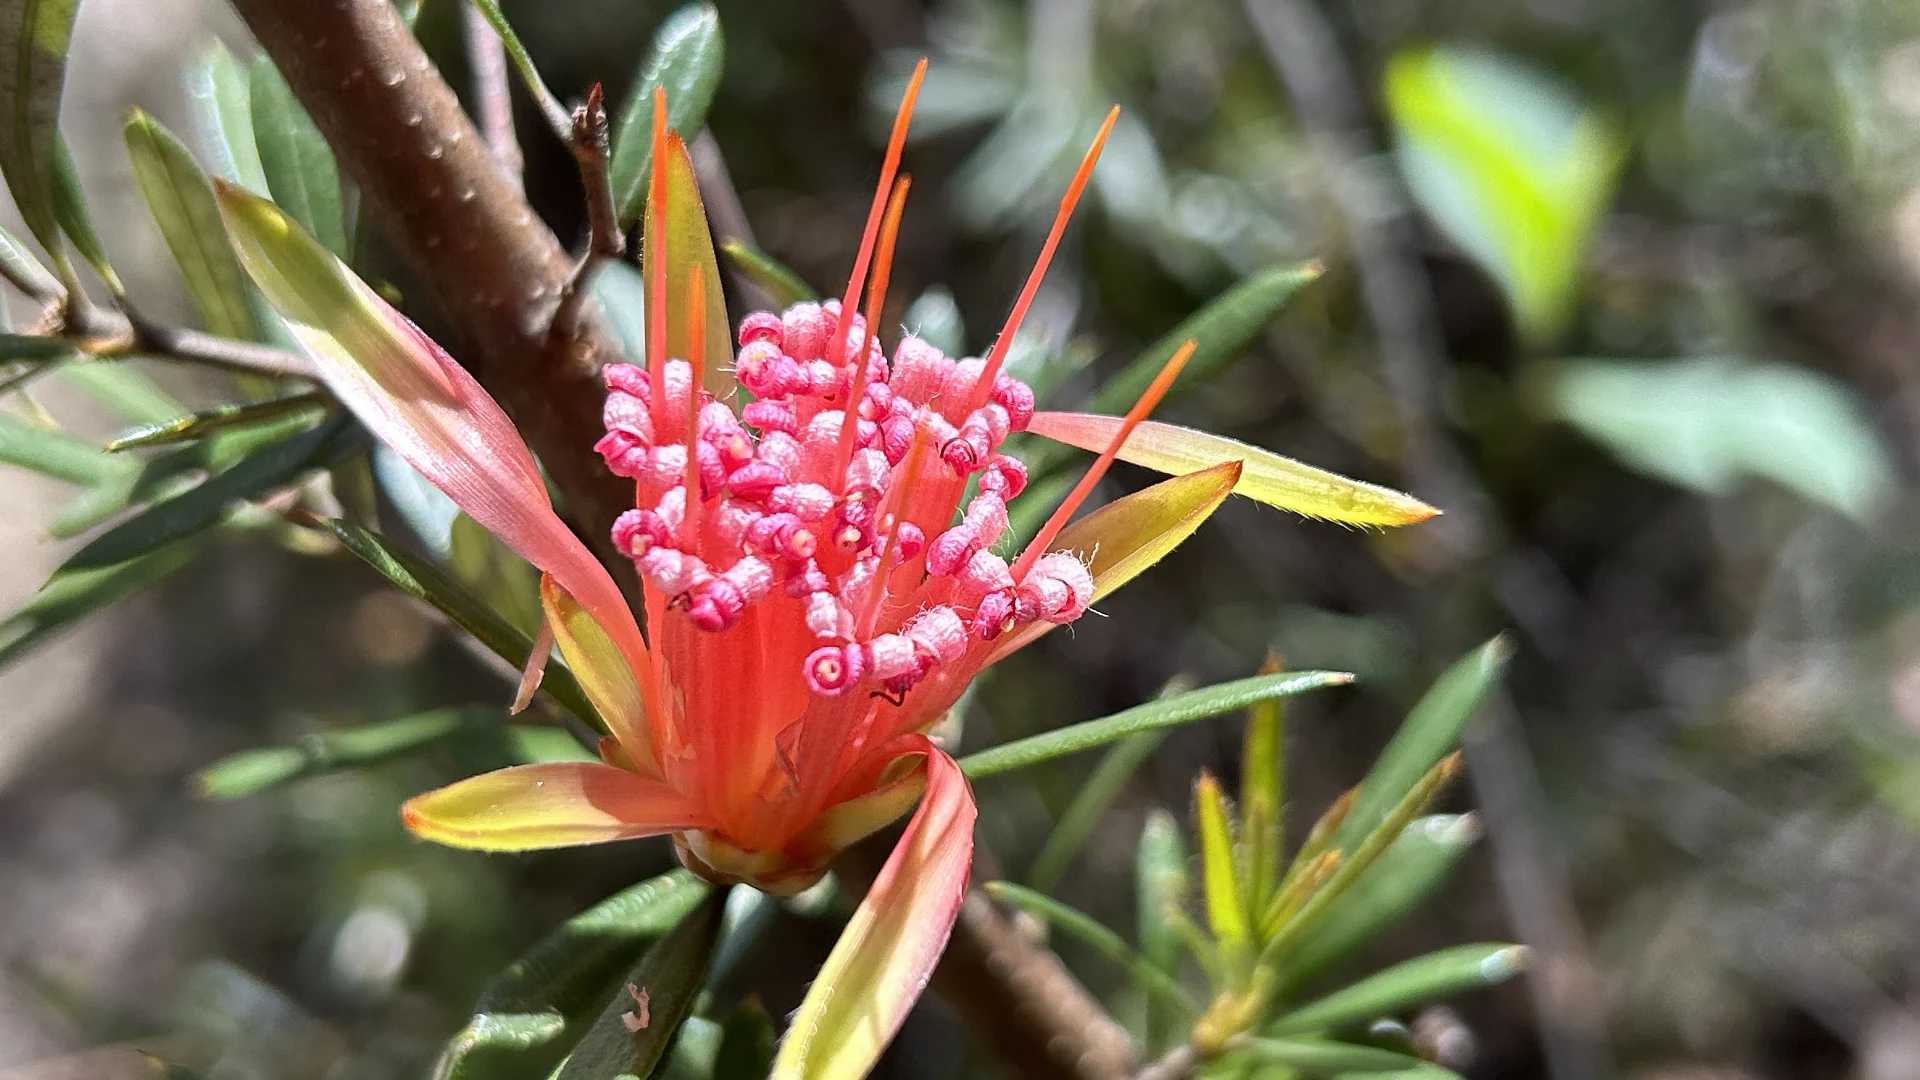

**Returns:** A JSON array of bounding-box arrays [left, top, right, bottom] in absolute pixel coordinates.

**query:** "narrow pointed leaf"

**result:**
[[58, 414, 358, 573], [125, 108, 258, 340], [773, 741, 973, 1080], [0, 544, 196, 668], [1278, 814, 1482, 994], [194, 705, 500, 800], [106, 393, 327, 452], [52, 136, 123, 294], [401, 761, 702, 851], [611, 3, 726, 227], [1136, 809, 1188, 974], [188, 44, 269, 193], [1244, 1038, 1429, 1075], [644, 131, 732, 394], [659, 1017, 724, 1080], [1242, 653, 1286, 913], [984, 881, 1198, 1015], [249, 57, 348, 258], [558, 889, 726, 1080], [1195, 773, 1249, 954], [320, 517, 599, 727], [0, 412, 132, 483], [0, 0, 80, 272], [462, 0, 568, 132], [0, 332, 70, 362], [0, 220, 59, 297], [714, 999, 778, 1080], [1026, 729, 1164, 891], [960, 671, 1353, 780], [1329, 639, 1507, 855], [720, 239, 817, 308], [59, 361, 183, 424], [449, 512, 542, 632], [992, 461, 1241, 660], [1030, 413, 1439, 526], [1270, 943, 1526, 1036], [435, 870, 712, 1080]]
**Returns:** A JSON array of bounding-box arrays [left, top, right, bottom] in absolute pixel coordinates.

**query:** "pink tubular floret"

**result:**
[[599, 299, 1085, 698]]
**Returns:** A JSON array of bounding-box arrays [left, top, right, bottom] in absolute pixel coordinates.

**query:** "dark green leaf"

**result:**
[[0, 332, 74, 362], [249, 57, 348, 259], [60, 414, 358, 572], [194, 705, 500, 800], [712, 999, 776, 1080], [610, 3, 726, 228], [1328, 639, 1506, 855], [320, 517, 601, 728], [0, 543, 196, 667], [959, 671, 1354, 780], [658, 1016, 723, 1080], [0, 0, 80, 274], [557, 888, 726, 1080], [1270, 943, 1527, 1036], [106, 393, 327, 452], [719, 240, 816, 309], [126, 108, 258, 340], [52, 135, 123, 294]]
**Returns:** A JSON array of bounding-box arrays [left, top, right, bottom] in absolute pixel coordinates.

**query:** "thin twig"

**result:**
[[462, 2, 523, 191], [127, 320, 315, 380], [553, 83, 625, 336], [1131, 1044, 1199, 1080]]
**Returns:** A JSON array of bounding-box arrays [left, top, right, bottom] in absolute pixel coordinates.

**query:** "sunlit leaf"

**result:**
[[0, 411, 129, 483], [1270, 943, 1526, 1035], [610, 3, 726, 228], [1241, 653, 1286, 915], [720, 239, 817, 309], [0, 543, 196, 668], [556, 889, 725, 1080], [125, 108, 258, 340], [250, 57, 348, 259], [1540, 356, 1894, 523], [542, 574, 652, 764], [0, 0, 80, 277], [402, 761, 700, 851], [984, 881, 1198, 1015], [959, 671, 1353, 780], [1195, 772, 1250, 958], [589, 258, 649, 368], [105, 393, 327, 452], [659, 1016, 723, 1080], [1385, 47, 1621, 341], [644, 131, 731, 393]]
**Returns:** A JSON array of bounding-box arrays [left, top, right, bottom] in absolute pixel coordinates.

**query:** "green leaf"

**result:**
[[1329, 639, 1505, 856], [249, 57, 348, 259], [188, 43, 269, 194], [1384, 47, 1622, 342], [0, 220, 59, 298], [0, 0, 81, 276], [59, 414, 359, 572], [450, 511, 542, 635], [1330, 1067, 1464, 1080], [590, 258, 650, 368], [1195, 772, 1248, 959], [462, 0, 568, 134], [959, 671, 1354, 780], [712, 999, 777, 1080], [371, 443, 460, 557], [0, 543, 196, 667], [720, 239, 816, 310], [1270, 943, 1526, 1036], [193, 705, 500, 800], [126, 108, 258, 340], [903, 285, 964, 357], [1135, 809, 1188, 975], [984, 881, 1198, 1016], [320, 517, 601, 729], [557, 888, 725, 1080], [1026, 728, 1164, 892], [0, 411, 127, 483], [106, 392, 328, 452], [436, 871, 713, 1080], [52, 136, 123, 294], [1241, 655, 1286, 915], [58, 361, 184, 424], [1540, 356, 1894, 523], [1276, 814, 1481, 995], [610, 3, 727, 228], [658, 1017, 723, 1080], [1243, 1037, 1429, 1076], [509, 725, 600, 764]]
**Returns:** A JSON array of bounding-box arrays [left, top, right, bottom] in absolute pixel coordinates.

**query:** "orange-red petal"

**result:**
[[400, 762, 702, 851]]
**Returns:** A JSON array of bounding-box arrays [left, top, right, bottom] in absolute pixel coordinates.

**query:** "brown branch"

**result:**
[[228, 0, 638, 584], [462, 2, 523, 191]]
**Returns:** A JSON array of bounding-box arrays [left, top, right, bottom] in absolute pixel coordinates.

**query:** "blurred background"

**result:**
[[7, 0, 1920, 1076]]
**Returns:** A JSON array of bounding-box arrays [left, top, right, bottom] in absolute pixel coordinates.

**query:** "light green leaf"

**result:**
[[1196, 771, 1249, 960], [1135, 809, 1188, 975], [903, 286, 964, 357], [984, 881, 1198, 1016], [449, 511, 543, 635], [610, 3, 726, 228], [0, 543, 197, 667], [1241, 655, 1286, 914], [105, 393, 328, 452], [0, 411, 129, 483], [1329, 639, 1505, 856], [1026, 729, 1164, 892], [194, 705, 501, 800], [556, 889, 725, 1080], [126, 108, 258, 340], [249, 57, 348, 259], [1270, 943, 1526, 1036], [59, 414, 359, 572], [959, 671, 1353, 780], [1276, 814, 1482, 994], [1540, 356, 1894, 523], [1385, 47, 1622, 342], [658, 1017, 722, 1080], [58, 361, 184, 424], [720, 239, 816, 309], [319, 517, 601, 729], [188, 43, 269, 194], [52, 136, 122, 294], [0, 220, 59, 298], [1243, 1037, 1428, 1076], [0, 0, 80, 278], [589, 258, 649, 368], [434, 871, 713, 1080]]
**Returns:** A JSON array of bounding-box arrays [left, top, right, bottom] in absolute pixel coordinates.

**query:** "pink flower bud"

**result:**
[[867, 633, 917, 680], [970, 590, 1016, 639], [603, 363, 650, 398], [979, 454, 1028, 499], [594, 430, 649, 478], [925, 526, 976, 578]]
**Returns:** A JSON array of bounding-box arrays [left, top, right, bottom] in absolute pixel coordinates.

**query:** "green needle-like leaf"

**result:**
[[1027, 729, 1165, 892], [249, 57, 348, 259], [1135, 809, 1189, 975], [985, 881, 1198, 1016], [1242, 1037, 1430, 1075], [52, 136, 123, 295], [320, 517, 601, 729], [0, 0, 81, 279], [0, 411, 129, 484], [188, 43, 269, 193], [194, 705, 503, 800], [59, 361, 184, 425], [0, 220, 59, 298], [1329, 638, 1507, 855], [557, 888, 726, 1080], [0, 543, 196, 668], [1241, 652, 1286, 915], [462, 0, 570, 135], [107, 393, 327, 452], [1270, 943, 1527, 1036], [1195, 772, 1250, 959], [125, 108, 258, 340], [610, 3, 726, 228], [959, 671, 1353, 780], [720, 239, 817, 308]]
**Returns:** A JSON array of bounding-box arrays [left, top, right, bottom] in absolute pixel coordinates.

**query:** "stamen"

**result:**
[[646, 84, 670, 436], [969, 106, 1120, 415], [682, 268, 707, 551], [1013, 338, 1196, 579], [835, 176, 912, 491], [826, 58, 927, 370]]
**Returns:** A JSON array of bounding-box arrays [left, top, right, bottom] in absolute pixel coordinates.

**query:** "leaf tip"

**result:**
[[1486, 943, 1530, 980]]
